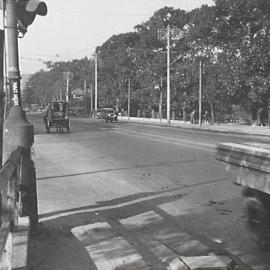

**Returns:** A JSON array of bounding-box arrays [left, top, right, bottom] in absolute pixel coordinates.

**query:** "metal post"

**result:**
[[3, 0, 38, 229], [66, 71, 69, 102], [6, 0, 21, 106], [94, 54, 98, 111], [167, 24, 170, 124], [199, 59, 202, 126], [128, 77, 130, 120], [0, 30, 5, 167]]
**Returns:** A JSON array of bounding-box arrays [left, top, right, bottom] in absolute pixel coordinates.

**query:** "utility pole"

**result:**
[[94, 53, 98, 111], [157, 13, 182, 124], [199, 59, 202, 126], [66, 71, 69, 102], [84, 80, 87, 93], [159, 76, 163, 122], [128, 77, 131, 120], [166, 24, 170, 124], [84, 80, 87, 115], [90, 84, 93, 116]]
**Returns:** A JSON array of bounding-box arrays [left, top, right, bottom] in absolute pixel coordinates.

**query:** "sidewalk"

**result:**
[[118, 116, 270, 137]]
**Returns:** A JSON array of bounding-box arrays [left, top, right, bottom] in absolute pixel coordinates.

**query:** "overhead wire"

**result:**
[[89, 0, 119, 32]]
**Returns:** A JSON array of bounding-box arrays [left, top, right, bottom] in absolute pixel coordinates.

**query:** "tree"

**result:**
[[24, 57, 95, 106]]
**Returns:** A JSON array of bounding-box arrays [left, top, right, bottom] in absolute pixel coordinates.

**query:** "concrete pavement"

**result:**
[[27, 117, 252, 270]]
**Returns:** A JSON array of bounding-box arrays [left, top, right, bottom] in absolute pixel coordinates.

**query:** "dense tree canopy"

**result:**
[[24, 0, 270, 121]]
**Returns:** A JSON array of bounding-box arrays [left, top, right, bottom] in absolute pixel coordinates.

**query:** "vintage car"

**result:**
[[101, 108, 118, 122], [43, 101, 70, 133]]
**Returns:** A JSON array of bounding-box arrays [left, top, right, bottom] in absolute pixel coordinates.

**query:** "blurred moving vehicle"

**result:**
[[101, 108, 118, 122], [95, 109, 102, 119], [43, 101, 70, 133], [217, 142, 270, 248]]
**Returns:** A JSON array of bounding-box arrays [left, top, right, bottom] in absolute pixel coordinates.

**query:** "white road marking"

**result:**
[[158, 198, 209, 217], [120, 211, 164, 229], [72, 222, 148, 270]]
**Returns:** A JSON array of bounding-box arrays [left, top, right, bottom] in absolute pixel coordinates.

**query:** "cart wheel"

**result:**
[[245, 196, 270, 249]]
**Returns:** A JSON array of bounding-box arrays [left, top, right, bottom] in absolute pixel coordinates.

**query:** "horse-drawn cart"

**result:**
[[43, 101, 70, 133]]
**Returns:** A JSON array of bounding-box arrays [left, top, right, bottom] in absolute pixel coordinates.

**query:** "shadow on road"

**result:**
[[36, 159, 196, 181], [28, 186, 255, 270]]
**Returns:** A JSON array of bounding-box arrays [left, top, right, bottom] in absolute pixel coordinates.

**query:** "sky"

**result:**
[[17, 0, 214, 74]]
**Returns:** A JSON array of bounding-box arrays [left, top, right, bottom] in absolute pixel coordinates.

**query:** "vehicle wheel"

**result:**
[[245, 196, 270, 249]]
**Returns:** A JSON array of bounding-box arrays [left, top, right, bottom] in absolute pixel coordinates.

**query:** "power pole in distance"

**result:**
[[199, 59, 202, 126], [94, 53, 98, 111]]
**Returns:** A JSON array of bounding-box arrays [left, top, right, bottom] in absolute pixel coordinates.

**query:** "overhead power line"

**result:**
[[51, 9, 150, 17]]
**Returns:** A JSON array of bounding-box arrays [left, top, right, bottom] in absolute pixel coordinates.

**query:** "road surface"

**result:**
[[27, 114, 270, 270]]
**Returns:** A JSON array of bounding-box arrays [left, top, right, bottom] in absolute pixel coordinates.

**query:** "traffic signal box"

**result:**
[[16, 0, 47, 33]]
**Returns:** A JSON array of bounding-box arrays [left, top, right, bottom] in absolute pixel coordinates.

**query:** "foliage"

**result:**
[[24, 1, 270, 121], [24, 57, 95, 106]]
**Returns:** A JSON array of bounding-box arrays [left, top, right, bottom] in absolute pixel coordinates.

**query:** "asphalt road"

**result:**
[[27, 113, 270, 270]]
